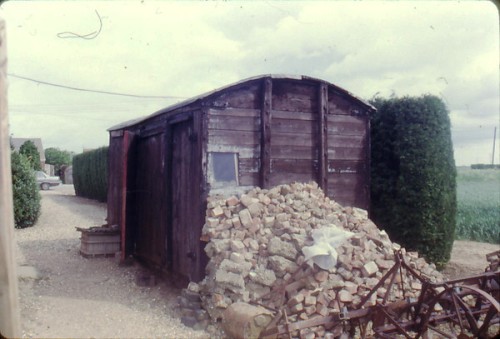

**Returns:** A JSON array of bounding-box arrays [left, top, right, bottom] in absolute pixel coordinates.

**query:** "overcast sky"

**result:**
[[1, 1, 498, 166]]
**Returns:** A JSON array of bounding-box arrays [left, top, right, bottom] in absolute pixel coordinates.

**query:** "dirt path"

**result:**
[[15, 185, 210, 339], [14, 185, 498, 338], [442, 240, 499, 279]]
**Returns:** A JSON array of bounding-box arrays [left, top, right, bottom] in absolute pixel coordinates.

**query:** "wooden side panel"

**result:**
[[327, 114, 367, 135], [107, 135, 124, 228], [328, 91, 367, 116], [326, 111, 370, 210], [207, 108, 261, 188], [211, 83, 261, 109], [318, 83, 328, 192], [170, 119, 205, 282], [270, 108, 318, 185], [272, 80, 318, 113], [130, 133, 167, 268]]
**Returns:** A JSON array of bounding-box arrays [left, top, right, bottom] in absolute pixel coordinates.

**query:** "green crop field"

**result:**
[[455, 167, 500, 244]]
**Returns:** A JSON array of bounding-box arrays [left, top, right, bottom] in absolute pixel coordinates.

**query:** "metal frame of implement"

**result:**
[[260, 250, 500, 339]]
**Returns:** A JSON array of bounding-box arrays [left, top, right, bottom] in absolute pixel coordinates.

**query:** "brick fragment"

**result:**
[[230, 240, 245, 252], [231, 216, 242, 228], [226, 195, 239, 206], [240, 194, 259, 207], [238, 209, 253, 227], [338, 290, 353, 303], [268, 237, 298, 260], [304, 295, 316, 306], [316, 303, 329, 317], [314, 271, 328, 283], [287, 293, 305, 306], [210, 205, 224, 217], [304, 305, 316, 315], [289, 302, 304, 314], [362, 261, 378, 277]]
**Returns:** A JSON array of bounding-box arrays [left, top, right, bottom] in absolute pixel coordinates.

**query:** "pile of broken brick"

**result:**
[[181, 182, 444, 337]]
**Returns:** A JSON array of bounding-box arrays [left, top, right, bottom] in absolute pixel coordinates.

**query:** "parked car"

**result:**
[[35, 171, 62, 190]]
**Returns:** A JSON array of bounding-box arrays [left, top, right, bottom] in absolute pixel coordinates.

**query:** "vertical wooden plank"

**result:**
[[318, 83, 328, 194], [194, 109, 209, 280], [365, 116, 371, 214], [120, 130, 132, 261], [200, 108, 209, 196], [0, 17, 22, 338], [260, 78, 272, 188]]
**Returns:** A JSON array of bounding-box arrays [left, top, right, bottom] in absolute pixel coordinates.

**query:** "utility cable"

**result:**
[[8, 73, 187, 100]]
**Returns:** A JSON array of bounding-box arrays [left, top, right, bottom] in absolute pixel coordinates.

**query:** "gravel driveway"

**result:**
[[15, 185, 210, 338]]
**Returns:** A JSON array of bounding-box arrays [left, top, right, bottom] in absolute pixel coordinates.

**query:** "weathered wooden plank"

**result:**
[[327, 160, 368, 174], [240, 157, 260, 173], [271, 145, 317, 160], [0, 16, 21, 337], [120, 131, 135, 260], [327, 115, 366, 135], [328, 173, 368, 187], [269, 172, 317, 186], [272, 133, 315, 147], [272, 117, 315, 135], [201, 108, 209, 195], [318, 82, 328, 193], [328, 146, 366, 160], [271, 110, 316, 121], [211, 84, 261, 109], [328, 92, 354, 115], [132, 132, 166, 268], [208, 115, 260, 132], [327, 114, 367, 124], [207, 144, 259, 158], [208, 108, 260, 118], [328, 134, 366, 148], [271, 159, 317, 174], [240, 172, 260, 186], [328, 184, 369, 210], [272, 80, 318, 113], [107, 136, 123, 227], [208, 129, 260, 146], [260, 78, 272, 188]]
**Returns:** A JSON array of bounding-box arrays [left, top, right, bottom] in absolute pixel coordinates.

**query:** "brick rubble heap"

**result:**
[[192, 182, 444, 337]]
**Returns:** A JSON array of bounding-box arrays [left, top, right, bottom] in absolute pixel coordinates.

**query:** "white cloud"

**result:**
[[1, 1, 498, 166]]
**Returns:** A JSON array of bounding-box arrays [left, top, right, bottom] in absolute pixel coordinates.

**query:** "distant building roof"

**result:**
[[11, 137, 46, 162]]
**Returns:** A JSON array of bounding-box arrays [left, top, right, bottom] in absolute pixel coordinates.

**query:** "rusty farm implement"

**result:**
[[259, 250, 500, 338]]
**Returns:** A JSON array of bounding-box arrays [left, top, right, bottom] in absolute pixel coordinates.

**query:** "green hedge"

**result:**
[[11, 151, 41, 228], [470, 164, 500, 170], [73, 147, 108, 202], [370, 95, 457, 268]]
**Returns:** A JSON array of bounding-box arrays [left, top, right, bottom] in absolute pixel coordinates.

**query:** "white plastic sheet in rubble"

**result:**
[[302, 226, 355, 270]]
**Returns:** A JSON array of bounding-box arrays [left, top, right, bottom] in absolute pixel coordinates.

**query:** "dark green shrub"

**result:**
[[11, 151, 41, 228], [73, 147, 108, 202], [19, 140, 42, 171], [470, 164, 500, 170], [370, 95, 457, 268]]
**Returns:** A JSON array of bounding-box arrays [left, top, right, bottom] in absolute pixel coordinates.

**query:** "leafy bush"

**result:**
[[11, 151, 41, 228], [73, 147, 108, 202], [19, 140, 42, 171], [370, 95, 457, 268], [45, 147, 72, 176]]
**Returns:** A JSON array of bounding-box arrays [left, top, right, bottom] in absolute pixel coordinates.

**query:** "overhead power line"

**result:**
[[8, 73, 187, 100]]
